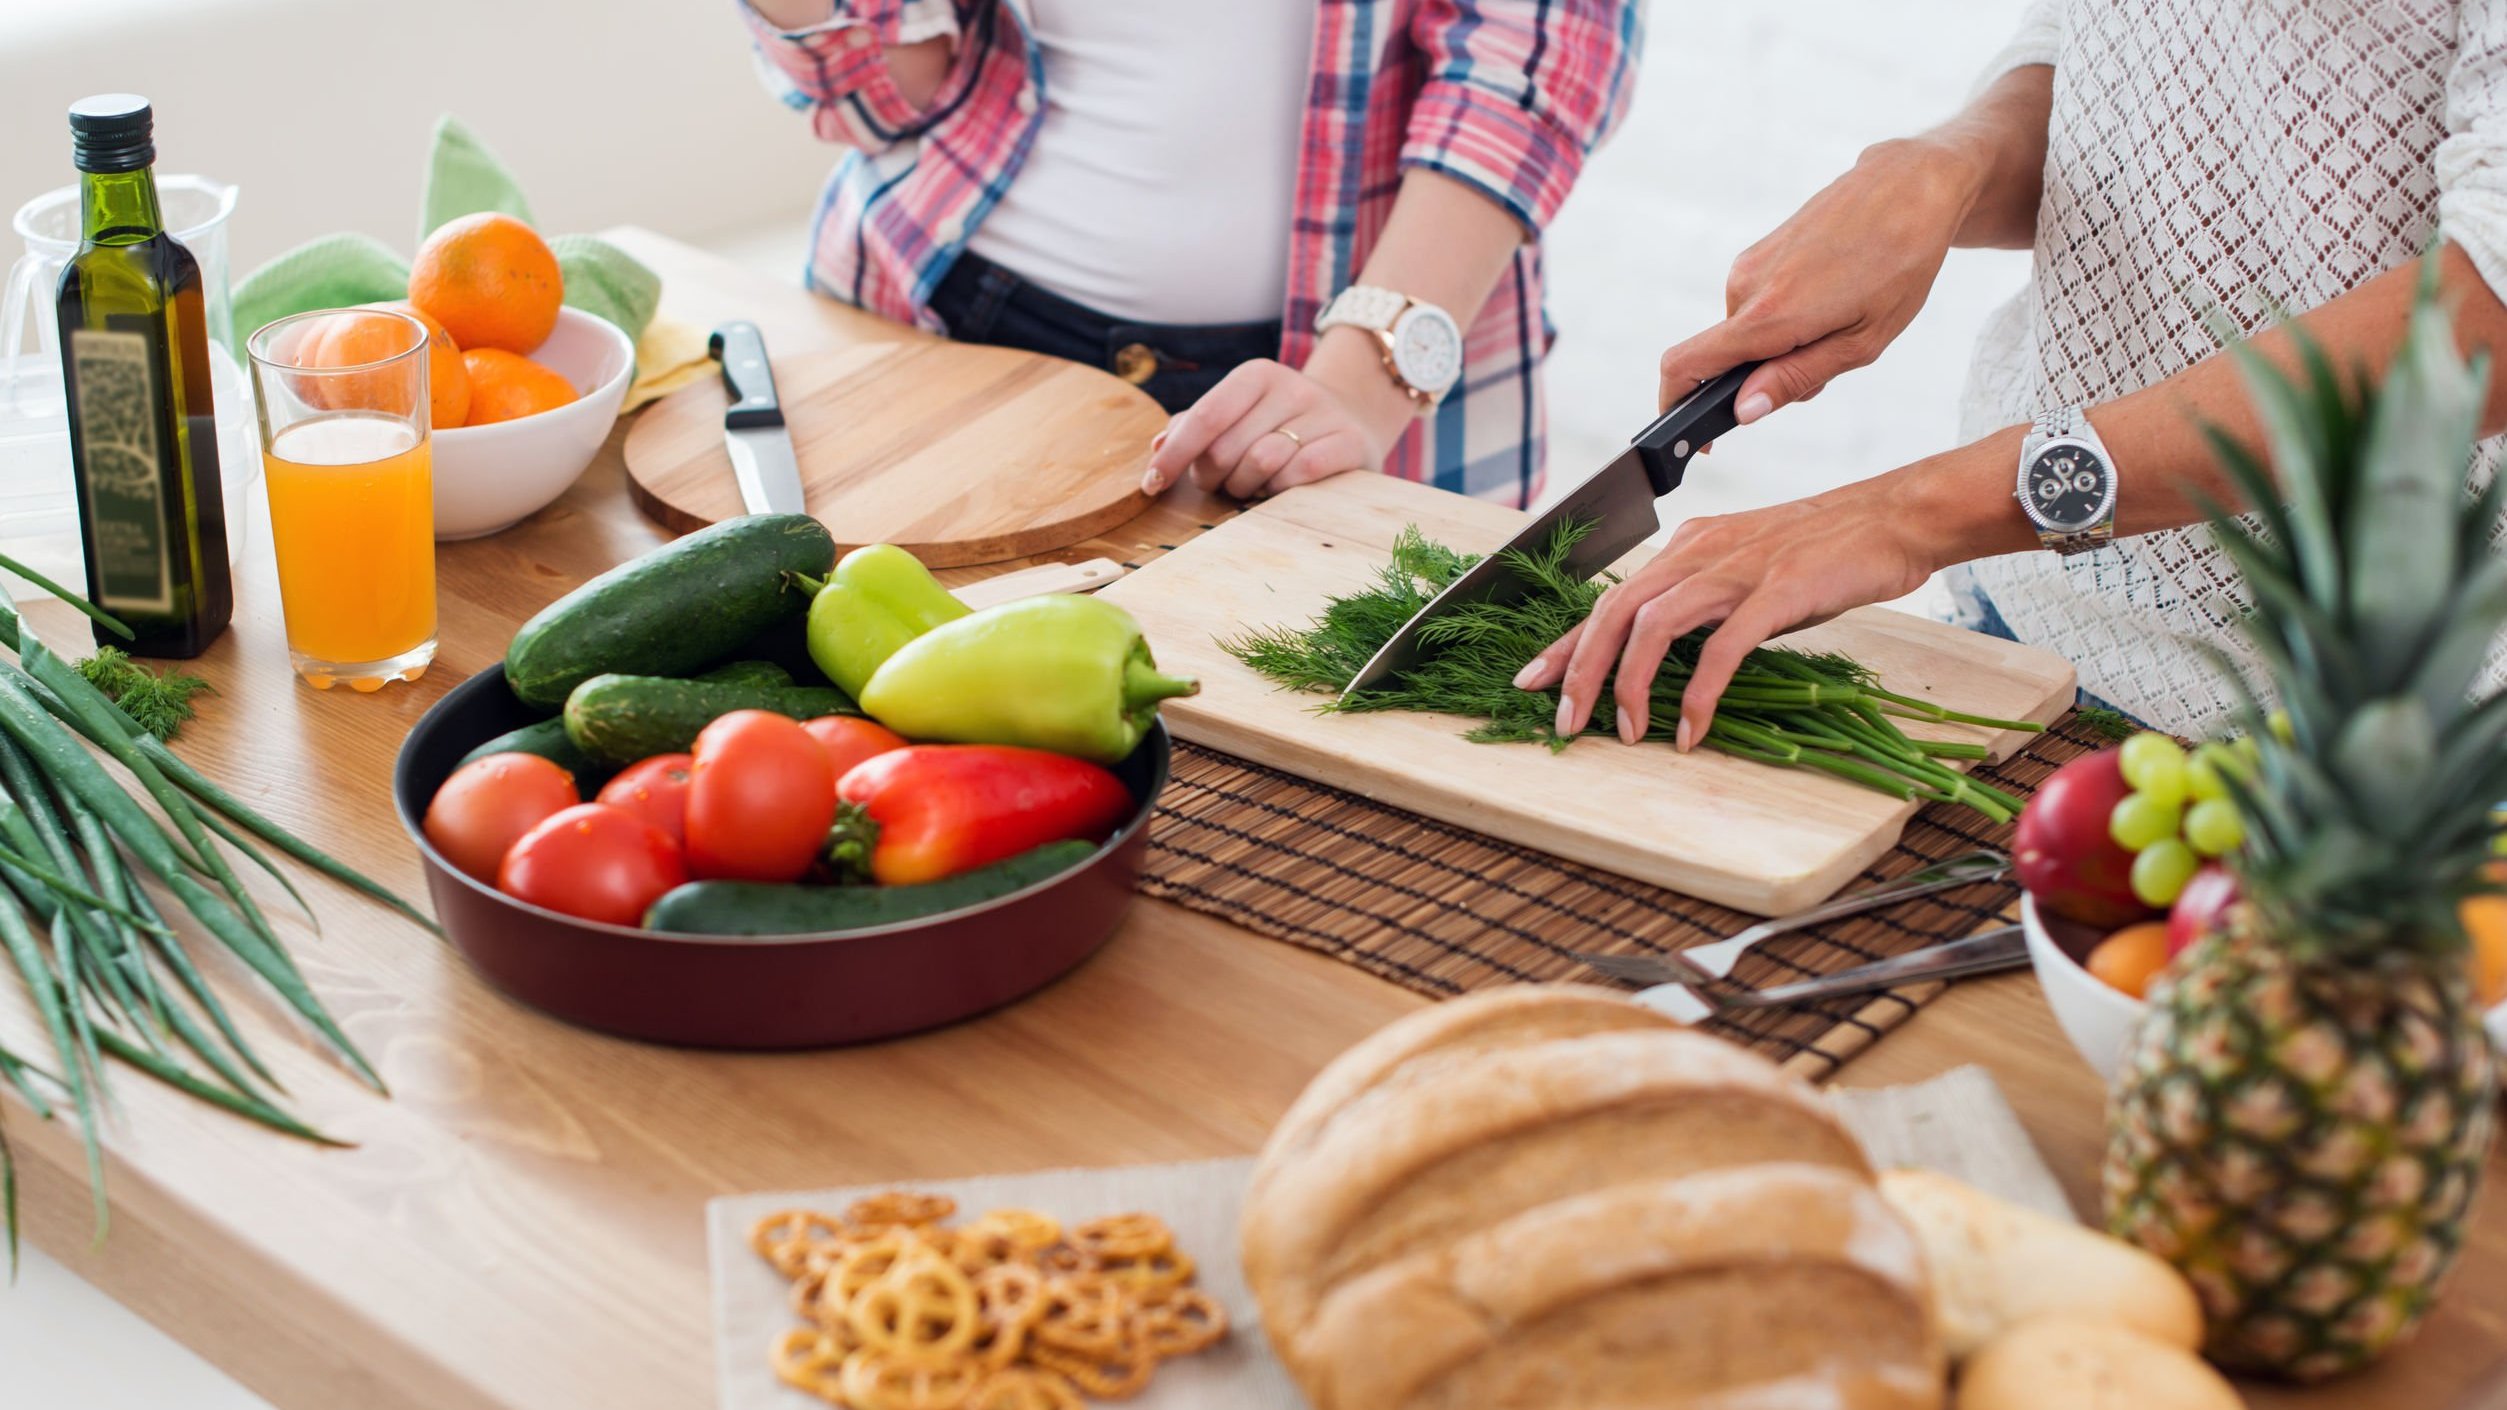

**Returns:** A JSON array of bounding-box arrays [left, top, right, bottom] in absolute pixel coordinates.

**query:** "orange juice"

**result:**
[[262, 413, 435, 685]]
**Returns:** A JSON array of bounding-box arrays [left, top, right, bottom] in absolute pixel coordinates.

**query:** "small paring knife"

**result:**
[[709, 321, 808, 516], [1339, 359, 1763, 700], [1630, 925, 2031, 1025]]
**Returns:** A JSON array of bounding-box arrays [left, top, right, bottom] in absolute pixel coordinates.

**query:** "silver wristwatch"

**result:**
[[1313, 285, 1463, 409], [2015, 407, 2117, 554]]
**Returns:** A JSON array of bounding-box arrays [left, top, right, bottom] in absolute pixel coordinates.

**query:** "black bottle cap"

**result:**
[[69, 94, 155, 174]]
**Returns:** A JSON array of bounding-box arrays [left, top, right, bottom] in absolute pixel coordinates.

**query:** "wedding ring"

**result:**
[[1270, 426, 1305, 450]]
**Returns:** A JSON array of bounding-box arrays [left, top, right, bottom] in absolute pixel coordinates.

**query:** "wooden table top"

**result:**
[[5, 229, 2501, 1410]]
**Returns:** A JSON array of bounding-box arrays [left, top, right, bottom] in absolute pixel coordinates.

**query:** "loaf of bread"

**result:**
[[1240, 984, 1945, 1410], [1956, 1317, 2243, 1410], [1880, 1168, 2204, 1357]]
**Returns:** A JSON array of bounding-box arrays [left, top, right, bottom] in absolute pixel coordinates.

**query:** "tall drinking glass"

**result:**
[[247, 308, 435, 690]]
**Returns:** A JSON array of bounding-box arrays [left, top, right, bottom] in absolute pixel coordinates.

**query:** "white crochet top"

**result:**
[[1948, 0, 2507, 736]]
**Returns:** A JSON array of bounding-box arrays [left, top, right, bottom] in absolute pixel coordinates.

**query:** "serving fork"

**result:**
[[1568, 848, 2012, 989]]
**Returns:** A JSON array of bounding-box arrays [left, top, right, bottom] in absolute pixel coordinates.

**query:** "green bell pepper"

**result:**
[[857, 595, 1198, 763], [795, 544, 971, 697]]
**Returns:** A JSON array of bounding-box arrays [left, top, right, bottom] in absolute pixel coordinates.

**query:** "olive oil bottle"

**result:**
[[55, 94, 232, 657]]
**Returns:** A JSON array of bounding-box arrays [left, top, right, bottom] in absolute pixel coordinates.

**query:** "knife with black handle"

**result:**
[[708, 321, 809, 516]]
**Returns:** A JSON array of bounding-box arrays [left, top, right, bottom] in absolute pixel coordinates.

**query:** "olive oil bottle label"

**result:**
[[68, 327, 175, 616]]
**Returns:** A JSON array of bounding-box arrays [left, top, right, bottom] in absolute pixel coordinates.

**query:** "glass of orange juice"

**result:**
[[246, 308, 435, 690]]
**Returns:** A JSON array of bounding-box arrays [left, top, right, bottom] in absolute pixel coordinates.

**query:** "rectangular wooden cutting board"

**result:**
[[1096, 473, 2077, 915]]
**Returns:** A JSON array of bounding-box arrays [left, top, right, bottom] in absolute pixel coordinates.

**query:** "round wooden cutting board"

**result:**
[[623, 340, 1165, 567]]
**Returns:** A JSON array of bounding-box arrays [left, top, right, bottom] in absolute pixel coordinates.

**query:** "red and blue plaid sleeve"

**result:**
[[1402, 0, 1645, 231], [738, 0, 970, 154]]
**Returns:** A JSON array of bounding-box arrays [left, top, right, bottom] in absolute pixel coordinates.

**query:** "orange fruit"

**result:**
[[296, 308, 427, 418], [2086, 921, 2173, 1000], [2459, 894, 2507, 1008], [377, 301, 470, 430], [408, 212, 563, 355], [461, 348, 577, 426]]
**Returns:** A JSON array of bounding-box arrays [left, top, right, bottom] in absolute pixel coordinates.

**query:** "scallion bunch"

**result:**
[[0, 554, 433, 1271]]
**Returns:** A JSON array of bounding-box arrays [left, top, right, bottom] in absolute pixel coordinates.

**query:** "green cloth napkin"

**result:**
[[235, 116, 661, 346]]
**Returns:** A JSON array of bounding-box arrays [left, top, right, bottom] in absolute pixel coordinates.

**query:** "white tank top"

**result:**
[[964, 0, 1315, 326]]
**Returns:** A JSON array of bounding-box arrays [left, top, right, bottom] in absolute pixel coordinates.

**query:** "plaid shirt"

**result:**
[[740, 0, 1643, 505]]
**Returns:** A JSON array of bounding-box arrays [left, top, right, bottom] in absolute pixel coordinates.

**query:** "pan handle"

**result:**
[[1631, 359, 1763, 496]]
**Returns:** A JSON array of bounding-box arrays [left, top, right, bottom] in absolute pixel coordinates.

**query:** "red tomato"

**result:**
[[685, 710, 837, 882], [801, 716, 909, 783], [497, 803, 686, 926], [423, 752, 579, 881], [596, 753, 694, 847]]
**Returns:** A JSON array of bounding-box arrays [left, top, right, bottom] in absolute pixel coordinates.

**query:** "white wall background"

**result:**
[[2, 2, 2035, 1404]]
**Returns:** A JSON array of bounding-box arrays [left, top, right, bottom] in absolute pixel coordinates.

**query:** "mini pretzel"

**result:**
[[1026, 1340, 1153, 1401], [1069, 1213, 1172, 1263], [770, 1327, 852, 1403], [968, 1367, 1085, 1410], [849, 1252, 980, 1365], [753, 1209, 850, 1278], [840, 1349, 982, 1410], [976, 1260, 1048, 1333], [1134, 1288, 1228, 1359], [1094, 1248, 1195, 1294], [824, 1229, 927, 1311], [1030, 1273, 1132, 1358], [969, 1208, 1063, 1254], [849, 1191, 958, 1230], [1036, 1243, 1098, 1276], [945, 1224, 1019, 1275]]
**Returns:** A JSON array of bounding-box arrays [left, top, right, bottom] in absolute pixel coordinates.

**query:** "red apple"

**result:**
[[2166, 864, 2240, 957], [2013, 748, 2158, 928]]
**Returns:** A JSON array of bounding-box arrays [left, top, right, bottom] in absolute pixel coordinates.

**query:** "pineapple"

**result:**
[[2102, 261, 2505, 1382]]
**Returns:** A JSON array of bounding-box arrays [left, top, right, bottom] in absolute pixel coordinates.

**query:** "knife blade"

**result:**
[[708, 321, 808, 516], [1631, 924, 2029, 1024], [1338, 360, 1762, 701]]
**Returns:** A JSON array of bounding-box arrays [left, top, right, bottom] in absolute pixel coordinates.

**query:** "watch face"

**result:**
[[2024, 440, 2111, 532], [1389, 306, 1463, 397]]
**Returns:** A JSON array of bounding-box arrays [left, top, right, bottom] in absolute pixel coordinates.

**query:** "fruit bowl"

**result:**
[[430, 307, 634, 540], [391, 665, 1164, 1047], [2023, 893, 2507, 1082]]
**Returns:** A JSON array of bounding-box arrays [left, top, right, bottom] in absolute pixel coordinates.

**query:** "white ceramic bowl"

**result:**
[[2023, 892, 2507, 1081], [429, 307, 633, 540]]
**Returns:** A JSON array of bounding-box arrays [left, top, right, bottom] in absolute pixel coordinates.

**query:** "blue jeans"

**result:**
[[927, 251, 1284, 415]]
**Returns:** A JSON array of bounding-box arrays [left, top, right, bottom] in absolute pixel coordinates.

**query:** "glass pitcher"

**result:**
[[1, 176, 257, 562]]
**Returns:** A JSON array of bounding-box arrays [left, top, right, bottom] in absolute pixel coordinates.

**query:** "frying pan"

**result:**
[[392, 666, 1164, 1048]]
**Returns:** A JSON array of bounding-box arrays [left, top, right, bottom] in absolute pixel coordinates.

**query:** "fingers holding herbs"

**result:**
[[1140, 359, 1382, 500]]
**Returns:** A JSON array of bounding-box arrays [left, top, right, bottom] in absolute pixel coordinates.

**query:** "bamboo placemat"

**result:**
[[1139, 712, 2109, 1080]]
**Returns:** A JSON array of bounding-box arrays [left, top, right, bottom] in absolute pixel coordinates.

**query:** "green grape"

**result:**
[[2108, 793, 2182, 852], [2131, 839, 2199, 907], [2184, 798, 2245, 857], [2266, 709, 2294, 744], [2118, 732, 2188, 808], [2186, 743, 2240, 802]]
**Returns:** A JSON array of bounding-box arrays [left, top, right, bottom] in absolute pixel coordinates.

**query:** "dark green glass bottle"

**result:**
[[55, 94, 232, 658]]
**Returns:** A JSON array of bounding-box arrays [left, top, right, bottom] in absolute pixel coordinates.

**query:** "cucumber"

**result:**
[[504, 514, 835, 708], [695, 659, 794, 689], [458, 660, 793, 780], [641, 841, 1100, 936], [564, 673, 858, 764]]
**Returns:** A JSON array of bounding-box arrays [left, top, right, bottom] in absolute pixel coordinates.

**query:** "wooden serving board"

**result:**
[[623, 340, 1164, 567], [1097, 473, 2078, 915]]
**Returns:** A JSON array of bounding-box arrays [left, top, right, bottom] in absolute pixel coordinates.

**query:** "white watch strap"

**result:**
[[1315, 285, 1409, 335]]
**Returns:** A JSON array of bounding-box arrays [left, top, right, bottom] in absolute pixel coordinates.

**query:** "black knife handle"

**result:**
[[1631, 359, 1763, 496], [709, 321, 785, 430]]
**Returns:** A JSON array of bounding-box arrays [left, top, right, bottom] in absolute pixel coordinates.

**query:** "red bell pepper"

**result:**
[[832, 745, 1132, 886]]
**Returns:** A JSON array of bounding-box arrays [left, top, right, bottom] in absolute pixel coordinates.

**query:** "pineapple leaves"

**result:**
[[2349, 286, 2482, 682], [2330, 699, 2437, 840], [2227, 332, 2348, 615]]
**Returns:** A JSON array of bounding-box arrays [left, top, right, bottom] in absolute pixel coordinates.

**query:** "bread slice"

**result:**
[[1294, 1166, 1942, 1410]]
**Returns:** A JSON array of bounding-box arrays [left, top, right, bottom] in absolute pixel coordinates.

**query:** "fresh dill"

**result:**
[[1220, 521, 2042, 823], [74, 646, 211, 741]]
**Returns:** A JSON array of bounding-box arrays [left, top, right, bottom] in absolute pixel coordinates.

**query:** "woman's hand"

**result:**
[[1514, 447, 2016, 751], [1658, 138, 1988, 423], [1141, 338, 1415, 499]]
